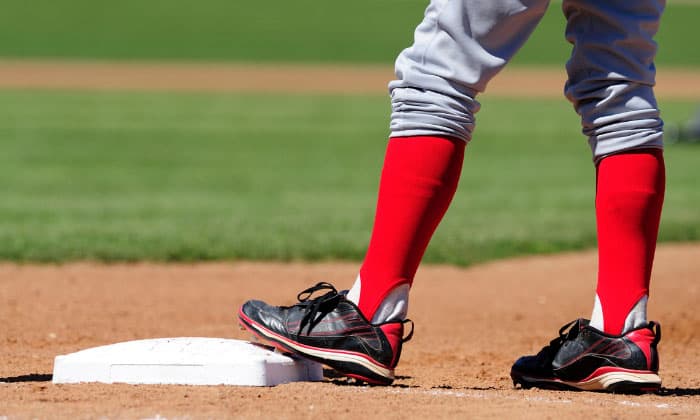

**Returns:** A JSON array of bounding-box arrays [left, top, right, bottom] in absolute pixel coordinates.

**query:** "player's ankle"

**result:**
[[347, 275, 409, 323], [590, 294, 648, 334]]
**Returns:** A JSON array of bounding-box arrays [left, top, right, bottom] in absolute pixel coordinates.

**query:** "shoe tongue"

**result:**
[[565, 319, 588, 339]]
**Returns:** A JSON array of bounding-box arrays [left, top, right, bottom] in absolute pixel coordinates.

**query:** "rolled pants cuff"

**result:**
[[389, 86, 478, 143]]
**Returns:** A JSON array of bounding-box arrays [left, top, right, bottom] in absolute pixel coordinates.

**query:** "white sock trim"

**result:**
[[590, 293, 648, 334], [346, 275, 409, 323], [623, 295, 648, 333], [590, 294, 604, 331], [347, 275, 361, 305], [372, 284, 409, 324]]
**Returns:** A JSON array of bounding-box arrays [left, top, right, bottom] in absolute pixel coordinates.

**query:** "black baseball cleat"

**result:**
[[510, 319, 661, 393], [238, 282, 413, 385]]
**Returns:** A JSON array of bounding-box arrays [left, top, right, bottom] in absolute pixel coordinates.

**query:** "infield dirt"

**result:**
[[2, 244, 699, 419], [0, 59, 699, 98]]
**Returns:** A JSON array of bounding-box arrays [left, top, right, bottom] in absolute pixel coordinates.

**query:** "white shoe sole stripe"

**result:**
[[569, 371, 661, 391], [520, 371, 661, 391]]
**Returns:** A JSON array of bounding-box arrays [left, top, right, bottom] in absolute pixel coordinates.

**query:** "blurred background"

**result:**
[[0, 0, 698, 264]]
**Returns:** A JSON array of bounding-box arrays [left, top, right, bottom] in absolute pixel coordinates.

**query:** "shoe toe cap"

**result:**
[[511, 355, 541, 375], [511, 355, 528, 368], [240, 300, 288, 334], [241, 299, 266, 313]]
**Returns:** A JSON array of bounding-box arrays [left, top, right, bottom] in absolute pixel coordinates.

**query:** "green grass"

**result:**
[[1, 90, 698, 263], [0, 1, 697, 66], [0, 0, 424, 63]]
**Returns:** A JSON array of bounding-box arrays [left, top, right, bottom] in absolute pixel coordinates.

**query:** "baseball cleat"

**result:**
[[510, 319, 661, 393], [238, 282, 413, 385]]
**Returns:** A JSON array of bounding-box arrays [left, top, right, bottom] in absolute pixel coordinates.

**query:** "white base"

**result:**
[[52, 338, 323, 386]]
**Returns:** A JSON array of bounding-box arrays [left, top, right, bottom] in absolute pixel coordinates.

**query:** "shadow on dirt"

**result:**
[[323, 368, 416, 388], [657, 387, 700, 397], [432, 385, 500, 391], [432, 384, 700, 396], [0, 373, 53, 383]]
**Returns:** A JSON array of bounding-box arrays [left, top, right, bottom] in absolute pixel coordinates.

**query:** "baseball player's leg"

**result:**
[[239, 0, 551, 385], [562, 0, 666, 336], [346, 135, 465, 323], [348, 0, 551, 325], [511, 0, 665, 392]]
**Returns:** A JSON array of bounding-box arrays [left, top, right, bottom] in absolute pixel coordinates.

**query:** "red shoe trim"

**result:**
[[378, 322, 403, 367], [579, 366, 656, 383], [625, 328, 656, 370]]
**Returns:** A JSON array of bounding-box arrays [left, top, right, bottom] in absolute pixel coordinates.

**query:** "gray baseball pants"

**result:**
[[389, 0, 666, 160]]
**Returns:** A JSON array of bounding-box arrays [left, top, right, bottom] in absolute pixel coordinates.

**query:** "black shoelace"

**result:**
[[286, 281, 415, 343], [286, 282, 342, 335], [535, 319, 581, 365]]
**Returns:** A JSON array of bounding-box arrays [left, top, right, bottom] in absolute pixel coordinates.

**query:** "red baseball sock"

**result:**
[[357, 136, 465, 320], [595, 149, 665, 335]]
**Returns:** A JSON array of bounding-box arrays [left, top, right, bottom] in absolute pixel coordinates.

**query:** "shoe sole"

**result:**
[[238, 308, 394, 385], [511, 367, 661, 393]]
